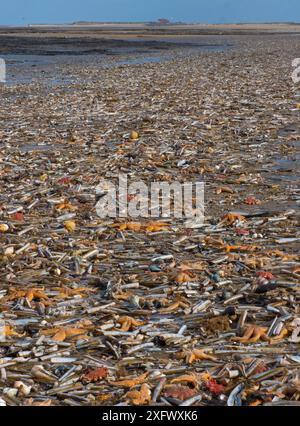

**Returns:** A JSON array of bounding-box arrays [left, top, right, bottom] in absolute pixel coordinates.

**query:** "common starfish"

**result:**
[[179, 349, 217, 364], [231, 325, 288, 344], [41, 327, 90, 342], [126, 383, 151, 405], [4, 288, 49, 303], [117, 316, 145, 331], [231, 326, 269, 343], [159, 300, 190, 314], [221, 213, 246, 226]]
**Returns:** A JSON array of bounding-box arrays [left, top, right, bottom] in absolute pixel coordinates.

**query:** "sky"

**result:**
[[1, 0, 300, 26]]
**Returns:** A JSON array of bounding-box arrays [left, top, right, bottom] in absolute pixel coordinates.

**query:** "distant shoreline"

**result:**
[[1, 21, 300, 28], [1, 22, 300, 37]]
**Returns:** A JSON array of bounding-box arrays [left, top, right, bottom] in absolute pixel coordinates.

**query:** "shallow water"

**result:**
[[2, 41, 229, 85], [19, 144, 65, 152]]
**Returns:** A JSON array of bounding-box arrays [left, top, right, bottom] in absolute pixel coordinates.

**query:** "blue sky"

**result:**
[[1, 0, 300, 25]]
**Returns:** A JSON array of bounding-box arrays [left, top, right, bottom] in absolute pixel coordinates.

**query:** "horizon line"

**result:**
[[1, 20, 300, 27]]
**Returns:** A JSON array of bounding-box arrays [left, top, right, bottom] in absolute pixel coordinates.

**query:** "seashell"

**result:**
[[14, 381, 32, 396], [0, 224, 9, 233], [3, 388, 18, 398], [31, 366, 57, 383], [130, 131, 139, 140], [64, 220, 76, 232], [4, 246, 14, 255]]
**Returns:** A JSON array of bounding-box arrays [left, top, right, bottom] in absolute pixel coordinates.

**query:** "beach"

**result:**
[[0, 24, 299, 406]]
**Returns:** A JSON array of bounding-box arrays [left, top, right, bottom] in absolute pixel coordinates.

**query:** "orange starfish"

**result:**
[[2, 325, 24, 338], [179, 349, 218, 364], [159, 300, 190, 314], [56, 201, 77, 211], [5, 288, 48, 301], [175, 271, 195, 283], [171, 373, 200, 388], [117, 316, 145, 331], [232, 324, 289, 344], [114, 291, 134, 301], [216, 186, 235, 195], [144, 222, 169, 232], [231, 326, 269, 343], [108, 372, 148, 388], [221, 213, 246, 226], [126, 384, 151, 405], [41, 327, 90, 342], [269, 328, 289, 344], [4, 288, 50, 304], [115, 222, 142, 232], [225, 245, 257, 253]]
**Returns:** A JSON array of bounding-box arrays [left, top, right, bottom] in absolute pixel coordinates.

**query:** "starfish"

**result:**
[[114, 291, 134, 301], [41, 327, 90, 342], [126, 383, 151, 405], [145, 222, 169, 232], [180, 349, 218, 364], [81, 367, 108, 383], [171, 373, 200, 388], [216, 186, 235, 194], [2, 325, 24, 338], [175, 271, 195, 283], [232, 324, 289, 344], [221, 213, 246, 226], [266, 250, 299, 261], [159, 300, 190, 314], [108, 372, 148, 388], [4, 288, 49, 303], [244, 196, 261, 205], [55, 286, 95, 298], [225, 245, 257, 253], [56, 201, 77, 211], [117, 316, 145, 331], [269, 327, 289, 344], [231, 325, 269, 344], [115, 222, 142, 232], [204, 236, 226, 248]]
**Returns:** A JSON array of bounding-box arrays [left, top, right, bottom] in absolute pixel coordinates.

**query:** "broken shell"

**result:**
[[3, 388, 18, 398], [31, 366, 57, 383], [130, 131, 139, 140], [64, 220, 76, 232], [4, 246, 14, 256], [14, 381, 32, 397], [0, 224, 9, 233]]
